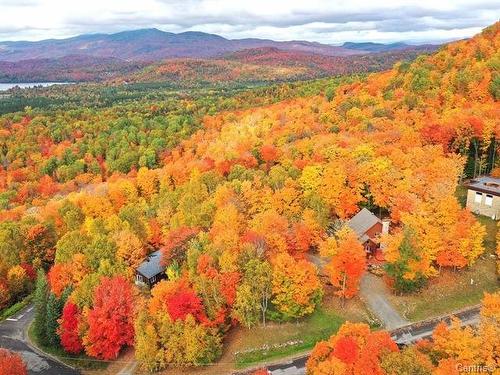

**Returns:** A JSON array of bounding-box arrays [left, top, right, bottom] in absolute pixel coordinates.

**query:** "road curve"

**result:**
[[0, 304, 79, 375]]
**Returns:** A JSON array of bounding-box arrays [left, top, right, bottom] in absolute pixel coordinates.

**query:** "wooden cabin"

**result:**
[[347, 208, 389, 256], [135, 250, 166, 288]]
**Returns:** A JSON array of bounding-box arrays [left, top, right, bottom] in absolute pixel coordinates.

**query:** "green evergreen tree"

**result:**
[[32, 269, 48, 344], [45, 288, 71, 348]]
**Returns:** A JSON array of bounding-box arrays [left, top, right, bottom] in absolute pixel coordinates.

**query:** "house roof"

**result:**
[[136, 250, 166, 279], [347, 208, 382, 240], [466, 176, 500, 196]]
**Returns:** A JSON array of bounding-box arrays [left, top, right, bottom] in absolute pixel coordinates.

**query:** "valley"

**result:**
[[0, 10, 498, 375]]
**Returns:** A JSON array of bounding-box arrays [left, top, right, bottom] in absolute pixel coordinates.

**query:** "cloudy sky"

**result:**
[[0, 0, 498, 44]]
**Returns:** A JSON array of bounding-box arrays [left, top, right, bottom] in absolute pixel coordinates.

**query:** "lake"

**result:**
[[0, 82, 70, 91]]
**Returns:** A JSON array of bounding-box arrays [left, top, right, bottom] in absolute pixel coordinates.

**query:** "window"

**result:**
[[475, 192, 482, 203], [485, 194, 493, 207]]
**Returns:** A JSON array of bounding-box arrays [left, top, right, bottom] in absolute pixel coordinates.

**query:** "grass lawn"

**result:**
[[233, 307, 344, 368], [388, 256, 498, 321], [231, 286, 375, 369], [27, 322, 109, 371]]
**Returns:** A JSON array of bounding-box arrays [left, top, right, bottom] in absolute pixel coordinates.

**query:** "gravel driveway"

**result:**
[[359, 273, 409, 329]]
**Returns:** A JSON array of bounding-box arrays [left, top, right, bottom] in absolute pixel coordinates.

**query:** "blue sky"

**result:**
[[0, 0, 498, 44]]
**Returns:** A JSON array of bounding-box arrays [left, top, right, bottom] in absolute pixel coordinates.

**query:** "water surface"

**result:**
[[0, 82, 70, 91]]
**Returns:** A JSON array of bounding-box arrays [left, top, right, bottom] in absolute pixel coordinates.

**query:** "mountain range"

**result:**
[[0, 29, 439, 84], [0, 28, 366, 62], [0, 28, 437, 62]]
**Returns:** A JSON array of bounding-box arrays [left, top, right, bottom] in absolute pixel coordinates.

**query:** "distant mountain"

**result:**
[[0, 28, 363, 62], [341, 41, 433, 53]]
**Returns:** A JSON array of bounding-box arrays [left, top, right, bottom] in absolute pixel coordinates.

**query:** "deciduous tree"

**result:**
[[233, 258, 272, 327], [324, 228, 366, 300], [58, 301, 83, 354], [83, 276, 136, 360], [271, 253, 322, 320], [307, 322, 398, 375], [0, 348, 27, 375]]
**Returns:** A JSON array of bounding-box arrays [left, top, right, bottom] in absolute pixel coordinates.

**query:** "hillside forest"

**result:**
[[0, 21, 498, 374]]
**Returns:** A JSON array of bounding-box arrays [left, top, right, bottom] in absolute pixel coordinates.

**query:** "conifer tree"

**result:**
[[32, 269, 48, 344], [46, 288, 70, 347]]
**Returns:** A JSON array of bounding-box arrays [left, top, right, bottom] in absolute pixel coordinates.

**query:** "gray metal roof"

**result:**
[[467, 176, 500, 196], [136, 250, 165, 279], [347, 208, 381, 239]]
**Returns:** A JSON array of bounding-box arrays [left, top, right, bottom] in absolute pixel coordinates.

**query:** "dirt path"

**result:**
[[359, 273, 409, 330]]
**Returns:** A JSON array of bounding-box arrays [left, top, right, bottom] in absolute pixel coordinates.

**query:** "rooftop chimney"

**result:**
[[382, 218, 390, 235]]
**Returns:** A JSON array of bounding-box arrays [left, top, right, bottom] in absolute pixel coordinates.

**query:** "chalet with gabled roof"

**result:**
[[347, 208, 389, 256]]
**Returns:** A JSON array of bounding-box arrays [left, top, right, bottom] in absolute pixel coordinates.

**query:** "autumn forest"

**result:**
[[0, 15, 498, 375]]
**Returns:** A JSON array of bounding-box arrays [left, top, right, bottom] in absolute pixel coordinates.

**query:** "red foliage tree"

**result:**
[[291, 221, 314, 255], [58, 302, 83, 354], [215, 160, 232, 176], [420, 123, 455, 151], [84, 276, 135, 360], [218, 271, 240, 306], [324, 230, 366, 299], [251, 369, 269, 375], [37, 175, 59, 198], [0, 348, 27, 375], [166, 289, 205, 322], [19, 263, 36, 281], [147, 219, 163, 247], [307, 322, 398, 375]]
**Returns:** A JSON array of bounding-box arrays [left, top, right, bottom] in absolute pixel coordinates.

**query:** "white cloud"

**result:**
[[0, 0, 498, 43]]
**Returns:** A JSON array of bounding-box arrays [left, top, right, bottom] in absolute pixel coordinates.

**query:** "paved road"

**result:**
[[359, 273, 409, 330], [0, 304, 79, 375], [267, 357, 307, 375], [390, 305, 481, 345]]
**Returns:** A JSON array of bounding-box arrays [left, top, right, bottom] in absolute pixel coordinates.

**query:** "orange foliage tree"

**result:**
[[307, 322, 398, 375], [322, 228, 366, 299], [271, 253, 323, 320]]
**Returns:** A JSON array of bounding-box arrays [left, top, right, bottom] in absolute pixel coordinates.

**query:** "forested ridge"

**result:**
[[116, 46, 437, 87], [0, 22, 498, 373]]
